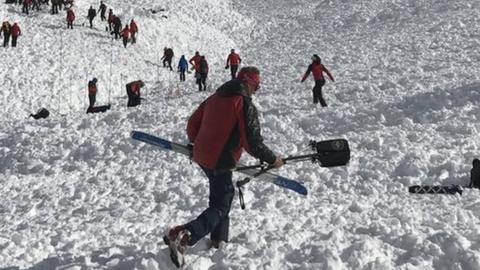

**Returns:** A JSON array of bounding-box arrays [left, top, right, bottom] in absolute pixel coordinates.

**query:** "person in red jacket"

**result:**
[[66, 8, 75, 29], [163, 66, 284, 268], [301, 54, 334, 107], [129, 19, 137, 44], [126, 80, 144, 107], [10, 22, 21, 47], [120, 24, 129, 48], [225, 49, 242, 79], [87, 78, 98, 108], [189, 51, 202, 86]]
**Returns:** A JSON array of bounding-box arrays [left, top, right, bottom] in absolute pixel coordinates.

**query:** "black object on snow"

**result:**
[[86, 104, 111, 114], [30, 108, 50, 120], [408, 185, 463, 195]]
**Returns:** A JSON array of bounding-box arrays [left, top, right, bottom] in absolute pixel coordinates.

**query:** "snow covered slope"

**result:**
[[1, 0, 480, 269]]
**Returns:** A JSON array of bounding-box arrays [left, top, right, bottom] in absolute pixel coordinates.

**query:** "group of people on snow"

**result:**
[[0, 21, 21, 47]]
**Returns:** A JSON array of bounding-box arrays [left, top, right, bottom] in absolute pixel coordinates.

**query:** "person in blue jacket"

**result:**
[[178, 55, 188, 82]]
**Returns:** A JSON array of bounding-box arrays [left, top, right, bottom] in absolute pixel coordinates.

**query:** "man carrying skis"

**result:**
[[300, 54, 334, 107], [163, 66, 284, 268], [225, 49, 242, 79]]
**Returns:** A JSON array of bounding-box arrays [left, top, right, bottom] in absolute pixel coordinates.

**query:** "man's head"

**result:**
[[312, 54, 321, 63], [92, 77, 98, 84], [231, 49, 235, 53], [195, 51, 199, 56], [473, 158, 480, 168], [237, 66, 260, 96]]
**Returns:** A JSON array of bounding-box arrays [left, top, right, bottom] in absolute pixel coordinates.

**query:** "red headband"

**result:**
[[237, 70, 260, 89]]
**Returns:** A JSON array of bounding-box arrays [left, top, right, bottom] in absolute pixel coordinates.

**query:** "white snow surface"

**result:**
[[1, 0, 480, 269]]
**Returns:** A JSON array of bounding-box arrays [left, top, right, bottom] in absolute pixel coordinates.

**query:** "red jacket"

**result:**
[[88, 84, 97, 94], [66, 10, 75, 22], [11, 23, 21, 37], [187, 80, 276, 169], [226, 52, 241, 66], [129, 81, 142, 95], [302, 62, 334, 82], [189, 54, 201, 72], [120, 27, 130, 38], [130, 21, 137, 33]]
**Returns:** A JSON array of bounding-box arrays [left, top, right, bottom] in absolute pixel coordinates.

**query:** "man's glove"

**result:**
[[225, 65, 229, 69]]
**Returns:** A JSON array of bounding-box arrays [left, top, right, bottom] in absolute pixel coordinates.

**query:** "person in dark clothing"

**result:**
[[126, 80, 144, 107], [163, 66, 284, 268], [178, 55, 188, 82], [300, 54, 334, 107], [225, 49, 242, 79], [112, 15, 122, 40], [87, 6, 96, 28], [107, 9, 114, 32], [161, 47, 174, 71], [10, 22, 21, 47], [0, 21, 11, 47], [197, 56, 208, 91], [98, 1, 107, 21], [51, 0, 59, 14], [22, 0, 31, 15], [470, 159, 480, 189], [87, 78, 98, 108]]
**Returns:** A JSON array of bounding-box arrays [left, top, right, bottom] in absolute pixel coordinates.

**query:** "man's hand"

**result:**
[[272, 156, 285, 168]]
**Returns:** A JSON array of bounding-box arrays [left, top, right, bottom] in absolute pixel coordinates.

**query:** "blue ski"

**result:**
[[131, 131, 307, 195]]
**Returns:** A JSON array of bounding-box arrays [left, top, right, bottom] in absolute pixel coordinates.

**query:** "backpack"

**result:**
[[313, 139, 350, 167]]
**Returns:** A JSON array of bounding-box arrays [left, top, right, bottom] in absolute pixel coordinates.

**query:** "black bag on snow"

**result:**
[[86, 104, 111, 114], [30, 108, 50, 120], [314, 139, 350, 167]]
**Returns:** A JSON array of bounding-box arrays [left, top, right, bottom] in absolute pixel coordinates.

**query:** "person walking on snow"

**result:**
[[51, 0, 59, 14], [87, 78, 98, 108], [22, 0, 32, 15], [129, 19, 137, 44], [10, 22, 21, 47], [98, 1, 107, 21], [163, 66, 284, 268], [87, 5, 96, 28], [66, 8, 75, 29], [189, 51, 202, 86], [225, 49, 242, 79], [120, 24, 130, 48], [178, 55, 188, 82], [300, 54, 334, 107], [107, 9, 114, 32], [112, 15, 122, 40], [161, 47, 174, 71], [0, 21, 12, 47], [197, 56, 208, 91]]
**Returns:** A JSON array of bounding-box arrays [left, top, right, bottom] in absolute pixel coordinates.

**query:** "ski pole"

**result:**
[[235, 153, 318, 171]]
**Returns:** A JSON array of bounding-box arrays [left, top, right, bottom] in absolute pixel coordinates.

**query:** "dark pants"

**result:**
[[3, 33, 10, 47], [313, 79, 327, 106], [230, 65, 238, 79], [122, 37, 128, 48], [100, 11, 106, 21], [185, 167, 235, 245], [163, 59, 172, 71], [126, 86, 140, 107], [113, 29, 120, 39], [22, 4, 29, 14], [89, 18, 93, 28], [179, 69, 186, 81], [51, 4, 58, 14], [11, 36, 17, 47], [131, 32, 136, 44], [67, 21, 73, 29], [197, 74, 207, 91], [88, 93, 96, 108]]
